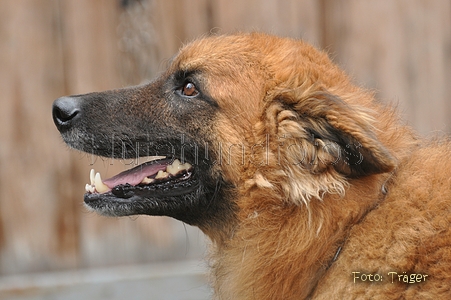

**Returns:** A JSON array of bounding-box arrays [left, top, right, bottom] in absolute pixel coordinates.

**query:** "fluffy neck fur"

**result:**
[[208, 171, 393, 299]]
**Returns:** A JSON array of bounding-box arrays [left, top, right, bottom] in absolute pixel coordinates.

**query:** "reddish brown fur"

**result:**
[[172, 33, 451, 299]]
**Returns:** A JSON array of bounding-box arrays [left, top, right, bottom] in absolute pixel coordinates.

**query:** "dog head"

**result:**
[[52, 33, 396, 236]]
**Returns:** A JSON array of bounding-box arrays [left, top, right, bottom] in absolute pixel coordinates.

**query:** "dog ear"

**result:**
[[277, 90, 396, 178]]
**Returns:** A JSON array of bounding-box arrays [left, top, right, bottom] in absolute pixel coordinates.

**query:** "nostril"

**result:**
[[52, 96, 82, 131], [53, 105, 79, 122]]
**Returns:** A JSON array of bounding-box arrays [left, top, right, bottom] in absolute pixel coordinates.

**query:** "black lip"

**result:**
[[82, 172, 201, 218], [84, 165, 199, 203]]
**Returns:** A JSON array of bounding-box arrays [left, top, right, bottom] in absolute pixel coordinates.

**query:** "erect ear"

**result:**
[[277, 90, 396, 178]]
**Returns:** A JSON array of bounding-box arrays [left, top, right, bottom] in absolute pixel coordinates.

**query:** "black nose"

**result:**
[[52, 96, 82, 132]]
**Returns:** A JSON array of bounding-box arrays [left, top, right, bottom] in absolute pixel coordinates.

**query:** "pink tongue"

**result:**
[[103, 160, 170, 188]]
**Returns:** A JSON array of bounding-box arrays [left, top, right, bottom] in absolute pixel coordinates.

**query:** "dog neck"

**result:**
[[209, 172, 394, 299], [327, 169, 394, 267]]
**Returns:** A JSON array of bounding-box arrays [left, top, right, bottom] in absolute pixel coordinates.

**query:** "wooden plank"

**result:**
[[322, 0, 451, 134], [211, 0, 322, 45], [59, 0, 122, 93], [0, 0, 70, 274]]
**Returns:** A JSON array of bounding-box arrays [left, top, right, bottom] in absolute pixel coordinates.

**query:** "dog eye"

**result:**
[[181, 82, 198, 97]]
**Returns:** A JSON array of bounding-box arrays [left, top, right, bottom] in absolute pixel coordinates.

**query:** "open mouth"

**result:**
[[84, 156, 196, 202]]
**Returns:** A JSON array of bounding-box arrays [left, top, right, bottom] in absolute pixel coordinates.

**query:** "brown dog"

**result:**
[[52, 33, 451, 299]]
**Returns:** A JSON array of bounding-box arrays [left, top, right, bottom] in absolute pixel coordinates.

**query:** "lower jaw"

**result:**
[[83, 174, 201, 217], [84, 175, 236, 235], [83, 189, 209, 227]]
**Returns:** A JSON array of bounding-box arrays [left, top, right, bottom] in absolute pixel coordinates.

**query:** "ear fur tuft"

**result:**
[[276, 89, 396, 178]]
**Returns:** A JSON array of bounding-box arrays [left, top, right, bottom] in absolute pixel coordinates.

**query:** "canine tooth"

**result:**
[[94, 172, 109, 193], [141, 177, 155, 184], [90, 169, 95, 185], [155, 170, 169, 179], [166, 159, 181, 175]]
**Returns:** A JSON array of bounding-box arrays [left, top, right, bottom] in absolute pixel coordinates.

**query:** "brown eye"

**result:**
[[181, 82, 198, 97]]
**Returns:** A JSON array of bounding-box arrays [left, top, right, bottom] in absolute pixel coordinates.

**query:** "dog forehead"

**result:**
[[171, 33, 337, 88], [173, 34, 260, 74]]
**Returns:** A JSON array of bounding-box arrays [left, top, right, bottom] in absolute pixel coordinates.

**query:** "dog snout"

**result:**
[[52, 96, 82, 132]]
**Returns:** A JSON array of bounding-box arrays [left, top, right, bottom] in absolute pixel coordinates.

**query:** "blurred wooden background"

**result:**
[[0, 0, 450, 276]]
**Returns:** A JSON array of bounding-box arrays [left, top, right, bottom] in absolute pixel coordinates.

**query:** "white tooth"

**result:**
[[166, 159, 181, 175], [141, 177, 155, 184], [85, 184, 95, 193], [174, 159, 181, 165], [155, 170, 169, 179], [181, 162, 192, 170], [90, 169, 95, 185], [166, 166, 173, 175], [94, 172, 109, 193]]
